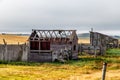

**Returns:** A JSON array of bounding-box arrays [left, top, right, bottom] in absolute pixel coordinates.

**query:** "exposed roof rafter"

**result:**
[[30, 29, 77, 39]]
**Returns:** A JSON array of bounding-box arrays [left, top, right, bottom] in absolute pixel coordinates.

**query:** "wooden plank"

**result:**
[[30, 50, 52, 53]]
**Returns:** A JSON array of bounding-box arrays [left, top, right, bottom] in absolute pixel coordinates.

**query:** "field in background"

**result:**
[[78, 38, 90, 44], [0, 34, 28, 44], [0, 34, 90, 44]]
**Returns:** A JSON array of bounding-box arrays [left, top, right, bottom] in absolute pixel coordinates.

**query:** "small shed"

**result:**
[[28, 29, 78, 62]]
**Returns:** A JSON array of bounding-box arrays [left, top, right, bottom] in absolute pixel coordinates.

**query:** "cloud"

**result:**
[[0, 0, 120, 32]]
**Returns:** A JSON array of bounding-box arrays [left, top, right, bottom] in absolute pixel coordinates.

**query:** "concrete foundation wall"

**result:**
[[0, 44, 28, 61]]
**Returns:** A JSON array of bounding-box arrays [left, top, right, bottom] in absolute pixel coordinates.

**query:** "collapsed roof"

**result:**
[[29, 29, 78, 40]]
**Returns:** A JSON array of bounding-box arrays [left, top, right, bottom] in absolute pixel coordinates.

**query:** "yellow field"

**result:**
[[0, 60, 120, 80], [0, 34, 29, 44], [78, 38, 90, 44], [0, 34, 89, 44]]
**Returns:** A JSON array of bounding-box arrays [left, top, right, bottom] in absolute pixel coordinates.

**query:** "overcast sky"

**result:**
[[0, 0, 120, 34]]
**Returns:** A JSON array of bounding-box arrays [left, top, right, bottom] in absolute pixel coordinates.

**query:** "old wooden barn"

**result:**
[[90, 31, 119, 48], [90, 31, 119, 55], [28, 29, 78, 62]]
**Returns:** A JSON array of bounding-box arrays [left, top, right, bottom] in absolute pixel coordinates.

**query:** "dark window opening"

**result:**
[[40, 42, 50, 50], [30, 41, 39, 50], [69, 42, 72, 44], [73, 45, 76, 51]]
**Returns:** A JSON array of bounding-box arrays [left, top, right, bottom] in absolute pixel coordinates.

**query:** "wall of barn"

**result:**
[[28, 43, 78, 62], [72, 38, 78, 59], [78, 43, 101, 55], [51, 44, 71, 51], [28, 44, 71, 62], [51, 44, 78, 59], [0, 44, 28, 61], [28, 52, 52, 62]]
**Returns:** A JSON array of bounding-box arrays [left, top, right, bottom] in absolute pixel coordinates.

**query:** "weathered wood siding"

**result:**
[[90, 31, 119, 48], [90, 31, 119, 55], [79, 44, 101, 55], [28, 52, 52, 62]]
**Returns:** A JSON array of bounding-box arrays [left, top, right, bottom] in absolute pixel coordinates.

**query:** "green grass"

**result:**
[[106, 48, 120, 56]]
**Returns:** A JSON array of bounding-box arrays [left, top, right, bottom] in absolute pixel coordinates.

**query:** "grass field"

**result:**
[[78, 38, 90, 44], [0, 34, 88, 44], [0, 34, 28, 44], [0, 49, 120, 80], [0, 35, 120, 80]]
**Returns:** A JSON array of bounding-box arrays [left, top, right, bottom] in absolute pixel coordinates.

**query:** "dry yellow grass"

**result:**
[[69, 70, 120, 80], [0, 64, 120, 80], [0, 34, 89, 44], [0, 34, 29, 44], [78, 38, 90, 44]]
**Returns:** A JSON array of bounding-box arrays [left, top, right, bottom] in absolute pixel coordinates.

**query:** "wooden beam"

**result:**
[[3, 39, 7, 45], [32, 29, 76, 32]]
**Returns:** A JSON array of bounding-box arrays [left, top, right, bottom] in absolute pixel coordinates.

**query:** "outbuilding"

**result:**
[[28, 29, 78, 62]]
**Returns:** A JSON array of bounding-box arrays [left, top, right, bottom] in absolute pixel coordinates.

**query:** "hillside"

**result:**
[[0, 34, 29, 44], [77, 33, 90, 38]]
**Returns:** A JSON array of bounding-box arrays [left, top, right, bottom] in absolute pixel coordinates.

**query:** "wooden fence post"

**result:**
[[102, 62, 107, 80], [18, 42, 19, 45], [94, 46, 97, 58], [3, 39, 7, 61], [3, 39, 7, 45], [80, 43, 82, 55]]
